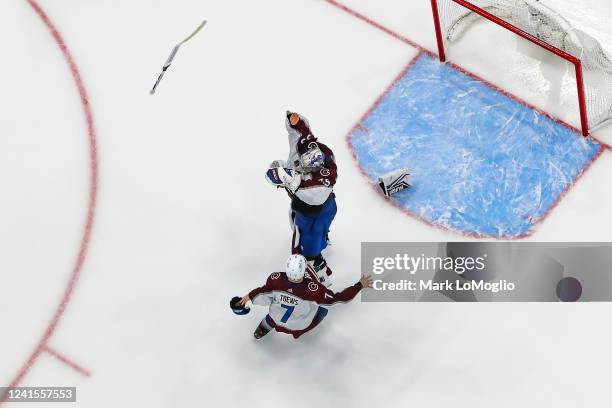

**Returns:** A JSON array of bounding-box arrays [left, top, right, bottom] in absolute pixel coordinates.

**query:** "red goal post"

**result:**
[[430, 0, 590, 136]]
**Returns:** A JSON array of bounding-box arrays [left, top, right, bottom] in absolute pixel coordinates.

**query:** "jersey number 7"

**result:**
[[280, 304, 295, 323]]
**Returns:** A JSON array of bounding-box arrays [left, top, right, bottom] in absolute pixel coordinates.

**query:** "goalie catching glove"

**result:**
[[265, 166, 301, 192]]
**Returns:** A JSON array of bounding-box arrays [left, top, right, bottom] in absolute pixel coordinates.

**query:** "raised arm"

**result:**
[[316, 275, 373, 306]]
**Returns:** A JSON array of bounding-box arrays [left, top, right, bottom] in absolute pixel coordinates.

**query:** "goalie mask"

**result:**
[[299, 146, 325, 172]]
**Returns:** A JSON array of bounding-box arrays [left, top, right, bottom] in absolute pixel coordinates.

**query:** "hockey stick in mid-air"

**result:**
[[150, 19, 207, 95]]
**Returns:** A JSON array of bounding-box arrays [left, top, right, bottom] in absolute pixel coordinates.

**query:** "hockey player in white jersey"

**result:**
[[266, 112, 338, 286], [238, 254, 373, 339]]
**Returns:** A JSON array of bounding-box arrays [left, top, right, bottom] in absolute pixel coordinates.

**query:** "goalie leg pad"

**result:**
[[293, 197, 337, 258]]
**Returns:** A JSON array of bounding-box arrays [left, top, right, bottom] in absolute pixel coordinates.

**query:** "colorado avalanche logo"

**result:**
[[271, 273, 281, 280], [308, 282, 318, 292], [300, 134, 314, 144], [320, 168, 330, 177]]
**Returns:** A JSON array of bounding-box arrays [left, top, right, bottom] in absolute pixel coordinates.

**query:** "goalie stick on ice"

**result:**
[[149, 19, 207, 95]]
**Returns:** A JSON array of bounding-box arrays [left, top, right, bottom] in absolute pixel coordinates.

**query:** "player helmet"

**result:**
[[286, 254, 306, 283], [229, 296, 251, 315], [300, 146, 325, 171]]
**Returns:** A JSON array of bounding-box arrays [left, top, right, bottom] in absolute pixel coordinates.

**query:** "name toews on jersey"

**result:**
[[248, 268, 362, 331]]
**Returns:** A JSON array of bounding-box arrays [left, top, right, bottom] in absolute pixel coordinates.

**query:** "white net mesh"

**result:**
[[436, 0, 612, 131]]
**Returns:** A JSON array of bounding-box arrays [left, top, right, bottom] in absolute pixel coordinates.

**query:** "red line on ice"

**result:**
[[0, 1, 97, 403], [527, 145, 606, 234], [43, 346, 91, 378], [325, 0, 420, 48]]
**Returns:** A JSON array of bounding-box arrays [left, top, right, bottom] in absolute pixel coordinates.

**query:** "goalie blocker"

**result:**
[[378, 168, 411, 197]]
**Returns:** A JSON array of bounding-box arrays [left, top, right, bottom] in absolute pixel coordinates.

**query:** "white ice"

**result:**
[[1, 0, 611, 407]]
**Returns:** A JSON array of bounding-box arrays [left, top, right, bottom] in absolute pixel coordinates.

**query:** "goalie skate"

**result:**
[[308, 257, 333, 288]]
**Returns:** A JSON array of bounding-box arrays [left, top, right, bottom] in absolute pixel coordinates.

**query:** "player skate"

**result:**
[[237, 254, 372, 340], [266, 111, 338, 287], [253, 323, 271, 339]]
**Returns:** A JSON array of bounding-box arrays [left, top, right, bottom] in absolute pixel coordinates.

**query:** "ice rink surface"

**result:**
[[351, 53, 602, 238], [1, 0, 611, 407]]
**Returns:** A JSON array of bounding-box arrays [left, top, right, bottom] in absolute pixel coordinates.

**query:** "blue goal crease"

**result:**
[[350, 54, 601, 238]]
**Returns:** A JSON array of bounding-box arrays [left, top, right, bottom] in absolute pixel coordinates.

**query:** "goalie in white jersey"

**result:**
[[266, 112, 338, 286], [239, 254, 373, 339]]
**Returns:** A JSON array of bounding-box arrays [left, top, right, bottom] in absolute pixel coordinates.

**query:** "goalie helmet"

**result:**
[[286, 254, 306, 283], [299, 146, 325, 171]]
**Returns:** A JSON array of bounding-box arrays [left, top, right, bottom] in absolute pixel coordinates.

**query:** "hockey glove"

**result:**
[[265, 166, 300, 192], [269, 159, 286, 168]]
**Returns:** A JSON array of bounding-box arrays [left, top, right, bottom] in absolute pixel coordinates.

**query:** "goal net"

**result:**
[[431, 0, 612, 135]]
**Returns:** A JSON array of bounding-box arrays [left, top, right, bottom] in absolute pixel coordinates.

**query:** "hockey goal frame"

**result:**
[[430, 0, 590, 136]]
